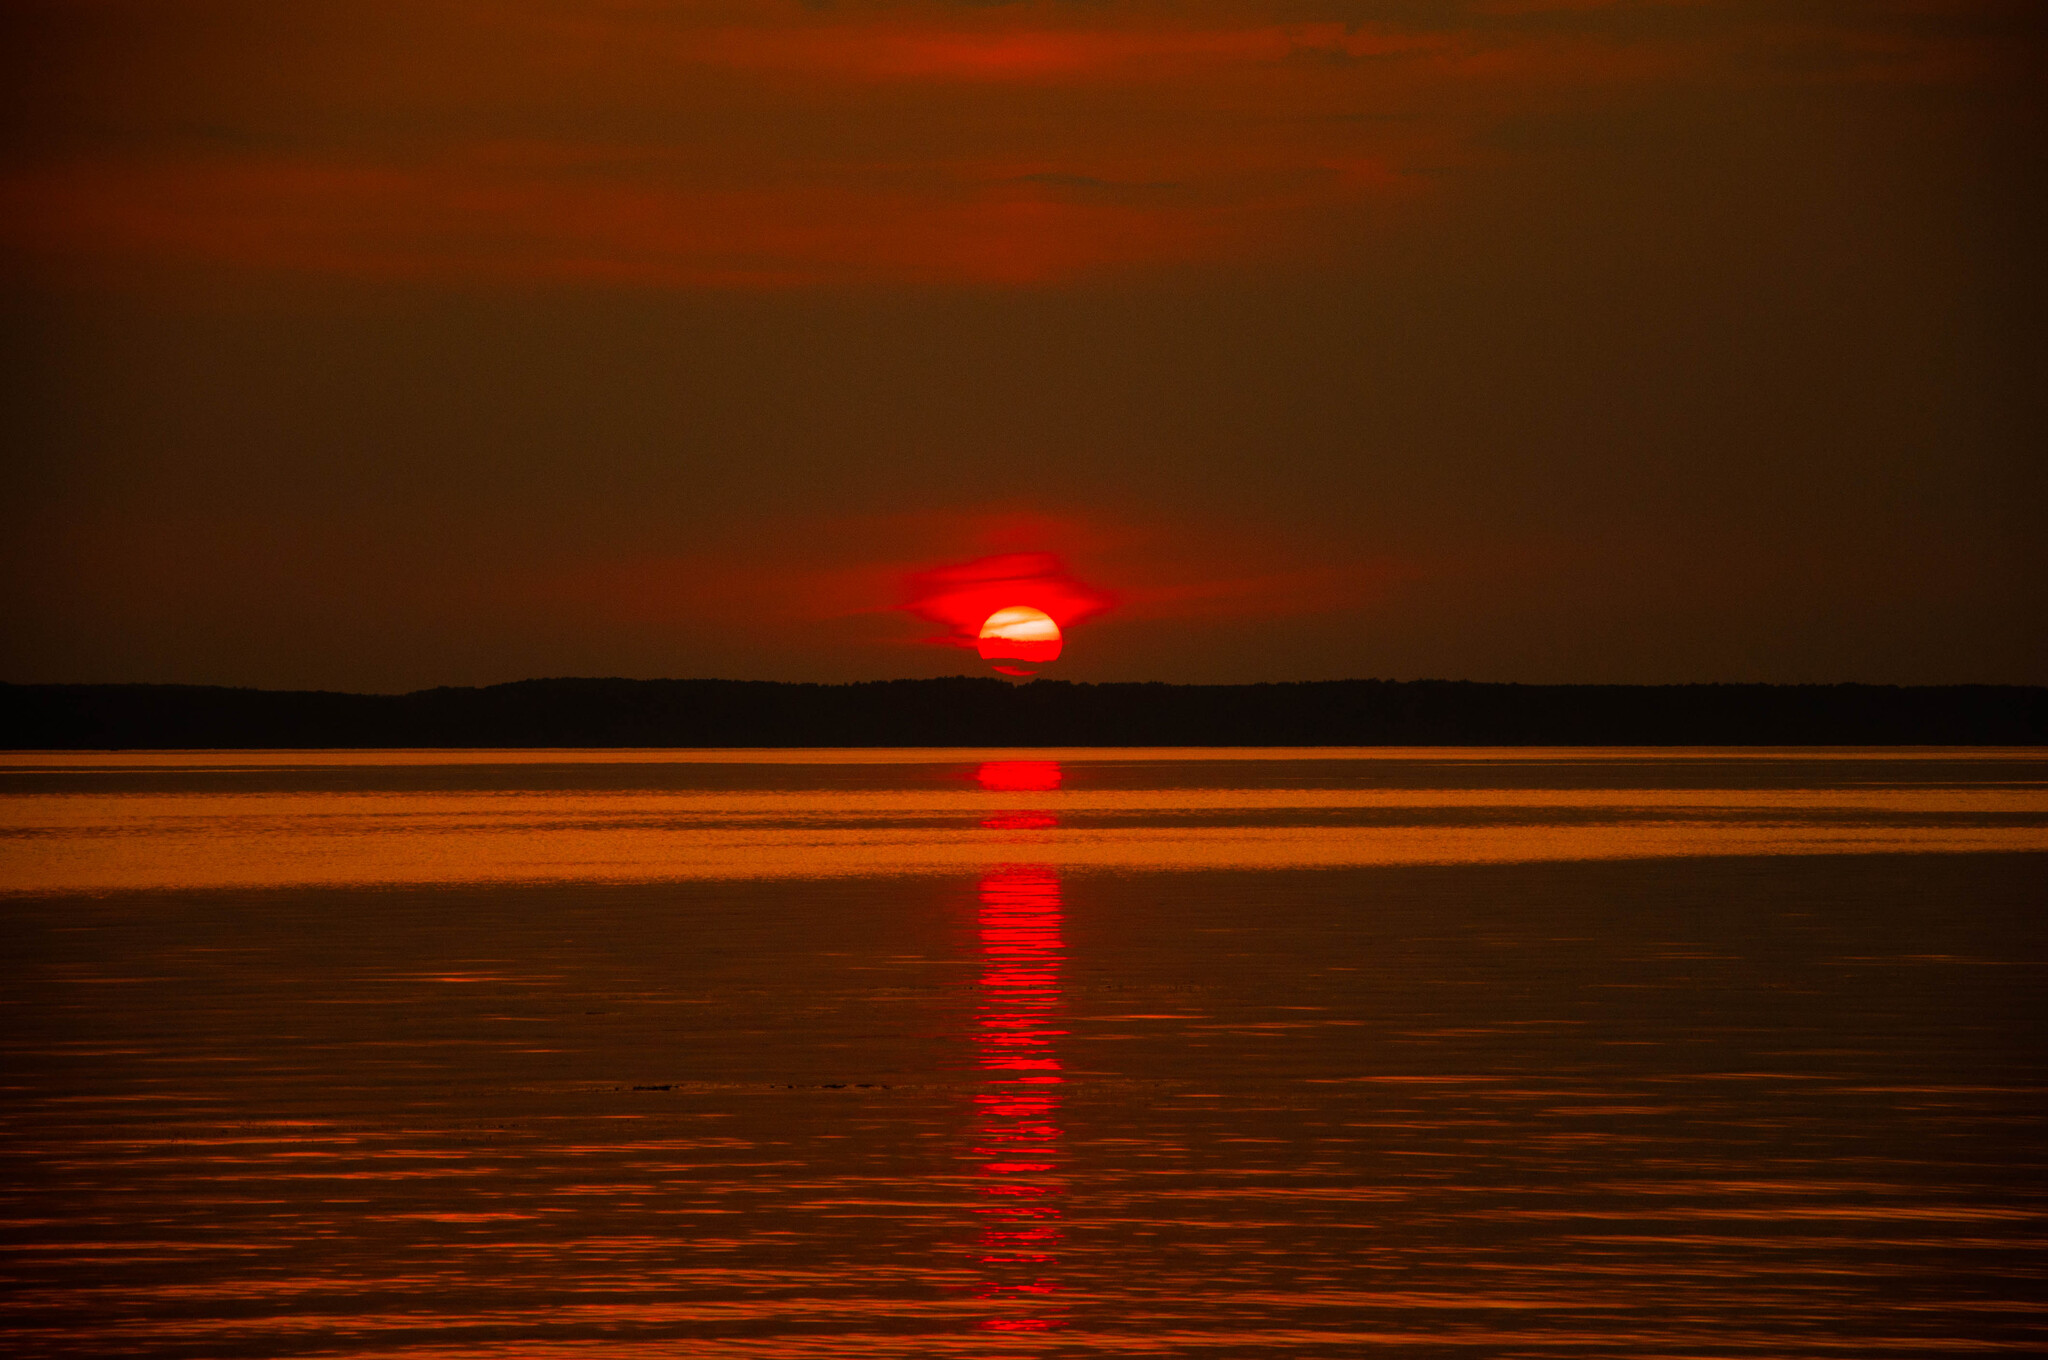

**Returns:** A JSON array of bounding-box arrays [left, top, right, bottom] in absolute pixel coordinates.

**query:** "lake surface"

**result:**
[[2, 748, 2044, 1356]]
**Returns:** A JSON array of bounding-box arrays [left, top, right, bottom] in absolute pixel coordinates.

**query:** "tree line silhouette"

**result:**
[[3, 677, 2042, 748]]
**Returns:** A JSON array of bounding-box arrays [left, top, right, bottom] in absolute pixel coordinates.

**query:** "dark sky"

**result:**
[[5, 0, 2043, 690]]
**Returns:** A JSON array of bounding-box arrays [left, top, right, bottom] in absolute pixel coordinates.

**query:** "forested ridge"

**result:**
[[4, 677, 2041, 748]]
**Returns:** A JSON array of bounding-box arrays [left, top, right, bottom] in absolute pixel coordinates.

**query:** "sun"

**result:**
[[978, 605, 1062, 677]]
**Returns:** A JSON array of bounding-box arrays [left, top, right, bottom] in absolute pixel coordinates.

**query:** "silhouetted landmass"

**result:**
[[2, 678, 2043, 748]]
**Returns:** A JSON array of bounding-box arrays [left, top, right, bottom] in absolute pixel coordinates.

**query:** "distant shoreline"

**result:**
[[4, 678, 2042, 749]]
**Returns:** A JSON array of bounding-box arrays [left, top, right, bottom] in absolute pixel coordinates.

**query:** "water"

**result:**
[[1, 748, 2044, 1355]]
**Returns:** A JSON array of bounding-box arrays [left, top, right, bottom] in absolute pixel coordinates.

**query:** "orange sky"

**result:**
[[3, 1, 2042, 687]]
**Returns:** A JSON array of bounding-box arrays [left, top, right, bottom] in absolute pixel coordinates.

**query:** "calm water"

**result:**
[[1, 748, 2044, 1356]]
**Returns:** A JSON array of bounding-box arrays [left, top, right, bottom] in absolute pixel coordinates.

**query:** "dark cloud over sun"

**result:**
[[902, 552, 1116, 677]]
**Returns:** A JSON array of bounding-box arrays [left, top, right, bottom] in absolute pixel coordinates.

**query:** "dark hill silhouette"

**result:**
[[2, 677, 2042, 748]]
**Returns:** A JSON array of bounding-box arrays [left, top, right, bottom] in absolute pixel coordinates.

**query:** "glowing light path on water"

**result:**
[[970, 864, 1068, 1333]]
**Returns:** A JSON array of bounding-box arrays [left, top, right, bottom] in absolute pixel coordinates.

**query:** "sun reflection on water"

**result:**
[[977, 760, 1064, 833], [3, 751, 2046, 1354], [970, 864, 1067, 1333], [975, 760, 1062, 794]]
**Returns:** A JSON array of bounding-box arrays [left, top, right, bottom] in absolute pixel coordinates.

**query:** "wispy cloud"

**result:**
[[2, 0, 2022, 288]]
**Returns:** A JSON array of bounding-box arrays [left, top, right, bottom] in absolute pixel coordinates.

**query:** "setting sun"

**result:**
[[978, 605, 1061, 677]]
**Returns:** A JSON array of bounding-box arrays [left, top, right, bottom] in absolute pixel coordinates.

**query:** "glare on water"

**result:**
[[0, 748, 2043, 1356], [2, 747, 2044, 893]]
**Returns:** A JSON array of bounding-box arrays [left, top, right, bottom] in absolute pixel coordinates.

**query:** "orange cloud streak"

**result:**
[[693, 19, 1441, 83], [4, 1, 2014, 288]]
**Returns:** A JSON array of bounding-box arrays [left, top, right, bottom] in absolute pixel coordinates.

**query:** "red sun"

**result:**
[[978, 605, 1060, 676], [902, 552, 1115, 678]]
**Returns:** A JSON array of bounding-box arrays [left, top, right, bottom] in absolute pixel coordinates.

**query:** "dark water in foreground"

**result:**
[[1, 750, 2044, 1355]]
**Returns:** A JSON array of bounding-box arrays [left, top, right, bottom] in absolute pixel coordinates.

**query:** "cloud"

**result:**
[[525, 507, 1408, 662], [2, 2, 2024, 290], [901, 551, 1119, 647]]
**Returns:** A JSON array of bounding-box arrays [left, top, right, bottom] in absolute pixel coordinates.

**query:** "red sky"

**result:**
[[3, 1, 2042, 687]]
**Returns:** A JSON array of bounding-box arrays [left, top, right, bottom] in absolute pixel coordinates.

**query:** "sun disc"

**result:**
[[977, 605, 1062, 675], [980, 606, 1060, 643]]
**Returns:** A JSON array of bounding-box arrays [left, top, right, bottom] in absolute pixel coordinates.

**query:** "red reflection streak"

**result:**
[[977, 761, 1062, 793], [979, 761, 1061, 831], [981, 812, 1057, 830], [971, 865, 1066, 1331]]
